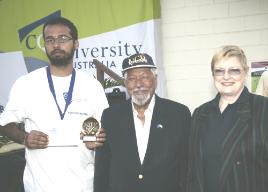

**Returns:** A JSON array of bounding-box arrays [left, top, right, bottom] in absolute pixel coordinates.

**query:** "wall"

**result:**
[[160, 0, 268, 112]]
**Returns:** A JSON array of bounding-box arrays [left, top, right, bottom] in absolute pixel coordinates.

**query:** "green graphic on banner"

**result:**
[[0, 0, 166, 114], [0, 0, 160, 61]]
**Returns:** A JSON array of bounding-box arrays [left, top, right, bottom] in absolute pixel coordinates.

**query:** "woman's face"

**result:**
[[213, 56, 248, 98]]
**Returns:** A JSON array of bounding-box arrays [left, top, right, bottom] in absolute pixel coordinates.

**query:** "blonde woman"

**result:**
[[187, 45, 268, 192]]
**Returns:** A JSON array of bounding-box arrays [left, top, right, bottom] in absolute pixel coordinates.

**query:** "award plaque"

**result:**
[[82, 117, 100, 141]]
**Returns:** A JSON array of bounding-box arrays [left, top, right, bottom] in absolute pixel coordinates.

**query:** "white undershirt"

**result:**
[[132, 95, 155, 164]]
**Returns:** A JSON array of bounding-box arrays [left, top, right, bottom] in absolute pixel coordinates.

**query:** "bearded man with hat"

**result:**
[[94, 53, 191, 192]]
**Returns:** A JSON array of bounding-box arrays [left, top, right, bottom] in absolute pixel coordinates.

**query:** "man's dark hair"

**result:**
[[43, 17, 78, 40]]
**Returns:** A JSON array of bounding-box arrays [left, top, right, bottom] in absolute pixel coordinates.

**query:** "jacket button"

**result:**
[[138, 174, 143, 179]]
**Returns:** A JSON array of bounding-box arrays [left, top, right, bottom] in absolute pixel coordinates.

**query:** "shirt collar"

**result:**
[[211, 86, 249, 110]]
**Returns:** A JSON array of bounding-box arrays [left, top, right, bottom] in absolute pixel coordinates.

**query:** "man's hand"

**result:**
[[83, 127, 106, 150], [24, 130, 49, 149]]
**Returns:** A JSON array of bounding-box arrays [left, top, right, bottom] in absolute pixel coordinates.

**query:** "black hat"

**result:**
[[122, 53, 156, 74]]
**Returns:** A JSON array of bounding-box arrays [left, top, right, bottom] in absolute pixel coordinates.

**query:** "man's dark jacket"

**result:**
[[94, 95, 191, 192]]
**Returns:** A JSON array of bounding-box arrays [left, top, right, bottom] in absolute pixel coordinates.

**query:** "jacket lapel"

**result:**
[[123, 100, 142, 167], [219, 96, 251, 189], [192, 102, 211, 191], [142, 95, 166, 168]]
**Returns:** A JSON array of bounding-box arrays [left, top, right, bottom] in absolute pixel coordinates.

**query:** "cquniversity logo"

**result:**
[[18, 11, 61, 55]]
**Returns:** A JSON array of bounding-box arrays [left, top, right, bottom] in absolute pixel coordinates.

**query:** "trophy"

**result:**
[[82, 117, 100, 141]]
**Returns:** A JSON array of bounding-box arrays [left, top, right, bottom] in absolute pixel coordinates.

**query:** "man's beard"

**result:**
[[131, 89, 152, 107], [46, 48, 75, 67]]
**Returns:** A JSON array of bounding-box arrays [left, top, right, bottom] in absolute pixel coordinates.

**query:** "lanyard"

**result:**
[[46, 66, 76, 120]]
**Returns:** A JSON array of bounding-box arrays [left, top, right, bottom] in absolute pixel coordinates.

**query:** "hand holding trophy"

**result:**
[[81, 117, 100, 142]]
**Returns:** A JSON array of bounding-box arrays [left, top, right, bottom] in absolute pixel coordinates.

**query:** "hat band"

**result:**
[[122, 64, 157, 72]]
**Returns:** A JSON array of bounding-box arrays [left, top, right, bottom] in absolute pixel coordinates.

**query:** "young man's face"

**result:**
[[44, 24, 78, 66]]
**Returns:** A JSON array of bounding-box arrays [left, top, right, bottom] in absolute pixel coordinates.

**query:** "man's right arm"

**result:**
[[0, 123, 49, 149], [0, 123, 27, 145], [94, 139, 111, 192], [94, 110, 111, 192]]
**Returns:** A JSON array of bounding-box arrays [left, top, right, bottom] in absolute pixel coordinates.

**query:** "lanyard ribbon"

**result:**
[[46, 67, 76, 120]]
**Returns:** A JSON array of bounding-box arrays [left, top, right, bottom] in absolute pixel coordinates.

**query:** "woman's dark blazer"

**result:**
[[186, 87, 268, 192]]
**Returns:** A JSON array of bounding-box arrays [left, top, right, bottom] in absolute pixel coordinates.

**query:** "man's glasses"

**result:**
[[44, 35, 73, 45], [213, 68, 243, 76]]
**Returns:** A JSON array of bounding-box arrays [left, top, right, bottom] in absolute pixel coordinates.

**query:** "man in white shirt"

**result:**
[[94, 53, 191, 192], [0, 17, 108, 192]]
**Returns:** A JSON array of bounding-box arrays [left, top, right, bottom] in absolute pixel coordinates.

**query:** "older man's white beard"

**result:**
[[131, 92, 151, 107]]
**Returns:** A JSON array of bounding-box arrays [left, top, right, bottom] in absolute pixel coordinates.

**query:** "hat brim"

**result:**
[[122, 65, 157, 73]]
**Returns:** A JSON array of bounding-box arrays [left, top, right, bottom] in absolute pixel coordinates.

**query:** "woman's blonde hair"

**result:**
[[211, 45, 249, 72]]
